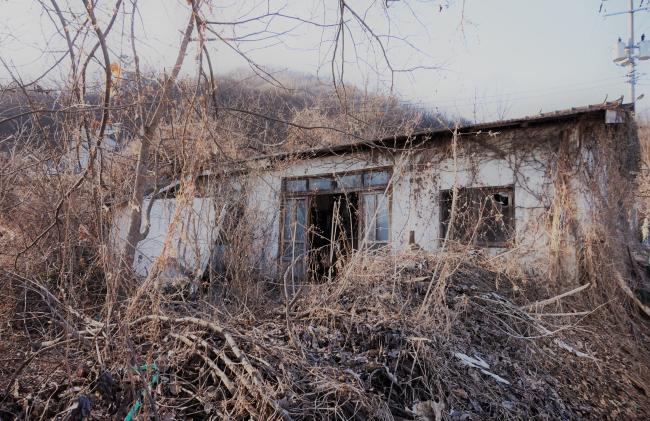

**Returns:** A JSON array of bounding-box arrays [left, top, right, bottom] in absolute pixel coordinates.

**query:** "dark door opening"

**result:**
[[308, 192, 358, 280]]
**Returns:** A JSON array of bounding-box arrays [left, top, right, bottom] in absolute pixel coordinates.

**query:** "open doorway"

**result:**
[[279, 168, 391, 281], [308, 193, 358, 280]]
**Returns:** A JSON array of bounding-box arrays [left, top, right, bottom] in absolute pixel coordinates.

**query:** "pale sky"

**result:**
[[2, 0, 650, 121]]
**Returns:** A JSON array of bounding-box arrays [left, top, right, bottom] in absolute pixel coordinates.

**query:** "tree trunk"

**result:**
[[118, 4, 196, 272], [120, 129, 151, 270]]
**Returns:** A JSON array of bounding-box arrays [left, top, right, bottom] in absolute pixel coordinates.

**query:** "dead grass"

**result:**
[[0, 108, 648, 420], [1, 245, 649, 420]]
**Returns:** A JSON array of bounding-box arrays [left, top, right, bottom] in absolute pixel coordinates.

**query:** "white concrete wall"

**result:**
[[244, 135, 556, 278], [110, 131, 565, 280], [109, 119, 635, 282], [403, 146, 552, 254], [111, 197, 217, 278]]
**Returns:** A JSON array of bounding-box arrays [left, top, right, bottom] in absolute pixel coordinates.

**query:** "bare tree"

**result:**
[[0, 0, 451, 286], [120, 0, 199, 270]]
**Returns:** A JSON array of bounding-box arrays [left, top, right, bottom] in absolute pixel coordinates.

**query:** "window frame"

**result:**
[[281, 166, 392, 197], [279, 167, 393, 276], [279, 197, 308, 279], [361, 190, 391, 248], [439, 185, 515, 248]]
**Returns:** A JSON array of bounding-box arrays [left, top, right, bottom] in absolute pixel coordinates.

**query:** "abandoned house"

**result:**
[[110, 102, 639, 283]]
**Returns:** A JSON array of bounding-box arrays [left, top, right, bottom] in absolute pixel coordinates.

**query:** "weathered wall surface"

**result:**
[[109, 113, 638, 282], [244, 123, 575, 278], [111, 197, 217, 278]]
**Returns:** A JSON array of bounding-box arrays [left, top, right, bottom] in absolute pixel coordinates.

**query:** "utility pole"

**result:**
[[607, 0, 650, 106], [627, 0, 635, 103]]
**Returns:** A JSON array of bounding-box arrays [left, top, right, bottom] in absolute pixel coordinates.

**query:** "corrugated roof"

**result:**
[[252, 101, 633, 162]]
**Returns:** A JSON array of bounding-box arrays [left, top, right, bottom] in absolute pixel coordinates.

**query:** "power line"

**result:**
[[420, 77, 626, 106], [396, 77, 627, 110]]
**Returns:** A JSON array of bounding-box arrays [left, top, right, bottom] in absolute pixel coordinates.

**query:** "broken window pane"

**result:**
[[364, 170, 390, 187], [285, 179, 307, 192], [440, 187, 514, 247], [440, 189, 479, 244], [492, 192, 509, 207], [337, 174, 362, 190], [479, 191, 513, 245], [309, 176, 333, 191]]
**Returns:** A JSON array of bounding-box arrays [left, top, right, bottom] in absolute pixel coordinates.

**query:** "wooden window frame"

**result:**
[[360, 190, 391, 248], [279, 198, 307, 260], [279, 167, 393, 276], [281, 166, 392, 197], [439, 185, 515, 248]]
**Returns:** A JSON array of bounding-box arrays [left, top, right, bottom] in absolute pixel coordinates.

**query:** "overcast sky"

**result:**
[[2, 0, 650, 122]]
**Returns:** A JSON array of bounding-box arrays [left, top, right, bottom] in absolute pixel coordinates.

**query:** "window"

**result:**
[[280, 168, 392, 276], [440, 186, 514, 247], [309, 176, 334, 191], [285, 179, 307, 192], [283, 168, 390, 194], [363, 170, 390, 187], [362, 192, 390, 248], [336, 174, 362, 190], [280, 198, 307, 278]]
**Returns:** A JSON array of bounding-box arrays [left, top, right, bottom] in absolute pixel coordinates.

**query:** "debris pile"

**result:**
[[2, 250, 650, 419]]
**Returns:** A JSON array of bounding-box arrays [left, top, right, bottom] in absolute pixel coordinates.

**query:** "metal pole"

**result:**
[[628, 0, 636, 104]]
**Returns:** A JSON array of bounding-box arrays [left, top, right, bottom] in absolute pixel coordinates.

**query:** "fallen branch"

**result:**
[[522, 283, 591, 311], [615, 272, 650, 318], [454, 352, 511, 385], [184, 333, 266, 419], [168, 333, 236, 393], [133, 314, 294, 420], [536, 311, 592, 317], [480, 293, 596, 359]]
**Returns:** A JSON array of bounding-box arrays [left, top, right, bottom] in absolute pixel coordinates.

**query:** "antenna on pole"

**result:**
[[605, 0, 650, 107]]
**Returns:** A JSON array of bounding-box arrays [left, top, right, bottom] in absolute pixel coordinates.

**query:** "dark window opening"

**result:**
[[440, 186, 514, 247]]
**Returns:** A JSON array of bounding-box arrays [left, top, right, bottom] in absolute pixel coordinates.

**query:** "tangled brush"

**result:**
[[3, 248, 649, 420]]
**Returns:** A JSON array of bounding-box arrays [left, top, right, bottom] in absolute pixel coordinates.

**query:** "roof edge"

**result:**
[[251, 101, 633, 163]]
